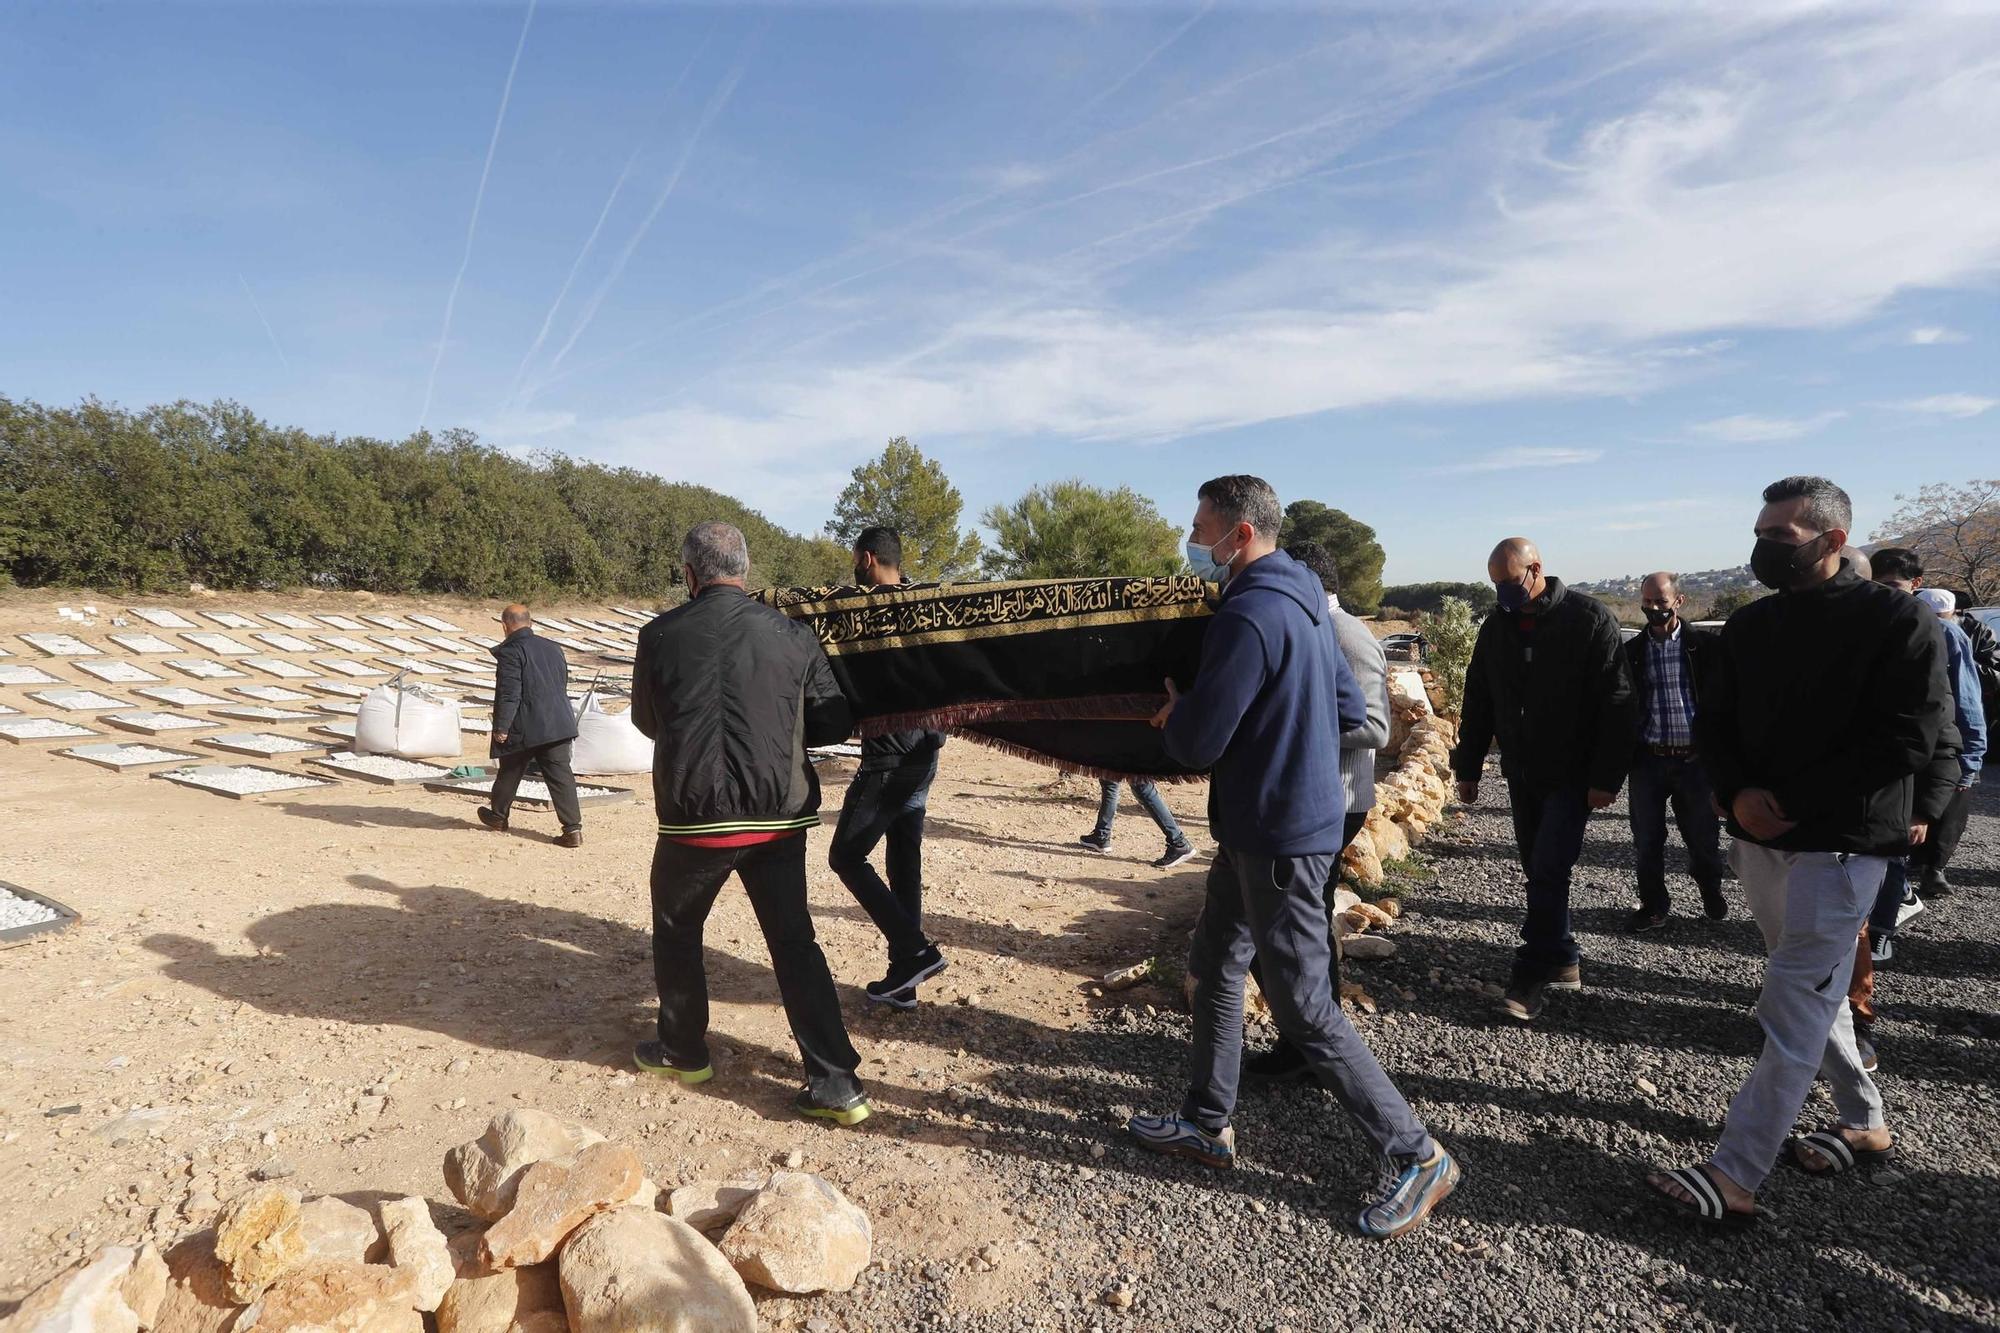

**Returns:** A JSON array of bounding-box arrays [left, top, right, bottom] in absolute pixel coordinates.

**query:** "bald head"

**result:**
[[1640, 572, 1684, 636], [501, 603, 532, 631], [1640, 572, 1679, 599], [1840, 545, 1872, 582], [1488, 538, 1540, 578]]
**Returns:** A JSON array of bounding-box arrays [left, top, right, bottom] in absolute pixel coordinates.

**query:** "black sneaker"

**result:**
[[866, 944, 947, 1007], [477, 806, 507, 832], [1153, 841, 1197, 870], [1624, 907, 1669, 934], [1870, 933, 1895, 964], [1920, 869, 1953, 900], [1698, 882, 1728, 921], [1078, 832, 1111, 853], [1243, 1039, 1314, 1084], [1502, 962, 1580, 1022]]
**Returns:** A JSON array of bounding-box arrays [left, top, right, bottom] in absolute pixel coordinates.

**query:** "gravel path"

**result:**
[[816, 782, 2000, 1332]]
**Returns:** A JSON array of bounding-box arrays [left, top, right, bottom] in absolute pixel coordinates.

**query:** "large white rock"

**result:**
[[240, 1262, 420, 1333], [664, 1181, 760, 1236], [213, 1186, 307, 1304], [559, 1209, 755, 1333], [378, 1198, 454, 1313], [4, 1247, 141, 1333], [298, 1200, 383, 1267], [717, 1173, 871, 1295], [124, 1245, 171, 1330], [435, 1266, 566, 1333], [444, 1111, 607, 1222]]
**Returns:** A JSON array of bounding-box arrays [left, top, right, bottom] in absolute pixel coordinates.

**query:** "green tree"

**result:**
[[1702, 586, 1765, 620], [1381, 581, 1497, 616], [825, 437, 983, 578], [1279, 500, 1386, 614], [1422, 597, 1481, 718], [979, 479, 1182, 579]]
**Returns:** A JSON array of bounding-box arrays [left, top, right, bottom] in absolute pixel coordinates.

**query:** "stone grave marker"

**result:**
[[182, 631, 254, 655], [199, 731, 328, 758], [136, 686, 229, 707], [76, 659, 162, 684], [153, 763, 335, 798], [0, 664, 62, 687], [252, 631, 317, 653], [164, 658, 246, 680], [104, 710, 217, 736], [62, 742, 207, 770], [19, 632, 101, 657], [0, 717, 101, 743], [29, 688, 129, 712], [314, 658, 384, 678], [409, 614, 466, 633], [129, 608, 198, 629], [107, 632, 178, 654], [308, 751, 453, 785], [242, 657, 317, 679]]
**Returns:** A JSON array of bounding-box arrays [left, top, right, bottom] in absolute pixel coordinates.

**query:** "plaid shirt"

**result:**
[[1643, 625, 1697, 747]]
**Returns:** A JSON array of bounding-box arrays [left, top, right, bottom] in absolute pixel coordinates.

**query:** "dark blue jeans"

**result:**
[[1183, 845, 1433, 1163], [1626, 751, 1725, 913], [1093, 780, 1188, 846], [1506, 783, 1590, 972], [829, 761, 936, 964]]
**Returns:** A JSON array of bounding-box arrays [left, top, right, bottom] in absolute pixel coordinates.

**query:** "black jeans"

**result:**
[[649, 833, 863, 1104], [1506, 783, 1590, 972], [829, 761, 936, 964], [1912, 785, 1973, 877], [1184, 843, 1433, 1163], [491, 739, 582, 831], [1626, 751, 1725, 913]]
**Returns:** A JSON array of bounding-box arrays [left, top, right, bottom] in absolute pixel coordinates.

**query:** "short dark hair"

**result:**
[[1284, 541, 1340, 594], [854, 526, 902, 569], [1951, 588, 1975, 611], [1762, 475, 1852, 535], [1197, 474, 1282, 539], [1870, 546, 1923, 582]]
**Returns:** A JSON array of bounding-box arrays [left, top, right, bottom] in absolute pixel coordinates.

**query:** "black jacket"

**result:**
[[861, 727, 945, 774], [1960, 610, 2000, 712], [631, 585, 854, 838], [1696, 563, 1950, 855], [489, 628, 578, 758], [1450, 578, 1638, 794], [1622, 620, 1719, 750]]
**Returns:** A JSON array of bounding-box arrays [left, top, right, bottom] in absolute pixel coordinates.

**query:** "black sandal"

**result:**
[[1784, 1128, 1895, 1176], [1646, 1164, 1761, 1229]]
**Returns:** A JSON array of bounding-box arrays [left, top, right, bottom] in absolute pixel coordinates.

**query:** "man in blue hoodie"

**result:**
[[1125, 475, 1459, 1240]]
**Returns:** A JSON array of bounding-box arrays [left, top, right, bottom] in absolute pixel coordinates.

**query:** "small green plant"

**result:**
[[1422, 596, 1480, 717]]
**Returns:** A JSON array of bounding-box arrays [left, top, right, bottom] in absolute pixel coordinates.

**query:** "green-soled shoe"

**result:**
[[633, 1041, 713, 1084], [794, 1088, 871, 1126]]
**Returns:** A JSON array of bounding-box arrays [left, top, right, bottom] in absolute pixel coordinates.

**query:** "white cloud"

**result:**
[[1691, 410, 1846, 443], [1429, 446, 1602, 476], [1891, 392, 1996, 419], [1906, 325, 1968, 345]]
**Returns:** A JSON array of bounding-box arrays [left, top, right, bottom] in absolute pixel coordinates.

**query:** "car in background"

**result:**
[[1970, 606, 2000, 635], [1381, 632, 1425, 663]]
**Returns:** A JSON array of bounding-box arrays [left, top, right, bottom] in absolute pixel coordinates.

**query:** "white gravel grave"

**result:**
[[263, 612, 318, 630], [201, 611, 263, 630], [212, 705, 321, 722], [230, 684, 313, 703], [182, 631, 254, 655], [251, 632, 317, 653], [0, 884, 64, 932], [136, 686, 228, 707], [460, 715, 493, 733], [430, 657, 487, 673], [312, 720, 359, 739], [464, 634, 501, 649], [315, 614, 366, 630], [200, 731, 325, 757], [29, 688, 129, 712], [76, 659, 162, 684], [315, 700, 363, 715], [165, 659, 245, 680], [310, 751, 451, 784], [418, 635, 476, 653], [0, 664, 61, 686], [533, 617, 578, 632], [154, 764, 334, 798], [372, 635, 430, 654], [431, 774, 630, 805], [360, 614, 415, 630], [409, 614, 466, 632], [19, 632, 101, 657], [314, 658, 383, 678], [0, 717, 99, 742], [380, 657, 447, 675], [62, 742, 205, 770], [241, 657, 316, 679], [0, 702, 16, 715], [107, 632, 178, 654], [105, 711, 215, 735], [306, 680, 370, 699], [129, 607, 198, 629], [320, 635, 375, 654]]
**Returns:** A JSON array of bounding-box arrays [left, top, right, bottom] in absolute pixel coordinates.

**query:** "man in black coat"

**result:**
[[1449, 538, 1639, 1022], [1622, 572, 1726, 930], [480, 604, 583, 846]]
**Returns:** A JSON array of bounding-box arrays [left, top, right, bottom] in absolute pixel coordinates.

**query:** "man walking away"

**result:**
[[1130, 475, 1458, 1240], [1449, 539, 1638, 1021], [829, 526, 952, 1010], [630, 522, 871, 1126], [1244, 539, 1391, 1083], [481, 604, 583, 847], [1647, 476, 1948, 1226], [1078, 780, 1196, 868], [1623, 572, 1727, 930]]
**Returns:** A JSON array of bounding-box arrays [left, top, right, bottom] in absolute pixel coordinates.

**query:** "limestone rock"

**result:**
[[124, 1246, 171, 1330], [5, 1246, 140, 1333], [435, 1266, 565, 1333], [379, 1198, 454, 1313], [152, 1232, 244, 1333], [298, 1200, 383, 1267], [560, 1209, 755, 1333], [664, 1182, 761, 1237], [1345, 900, 1396, 930], [214, 1186, 306, 1303], [1342, 935, 1396, 961], [245, 1263, 419, 1333], [1364, 812, 1410, 864], [1099, 959, 1152, 991], [481, 1142, 644, 1269], [1330, 887, 1363, 916], [718, 1173, 871, 1295], [444, 1111, 607, 1222], [1341, 830, 1384, 889]]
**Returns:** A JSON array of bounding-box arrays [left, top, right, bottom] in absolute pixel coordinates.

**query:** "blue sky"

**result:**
[[3, 1, 1995, 583]]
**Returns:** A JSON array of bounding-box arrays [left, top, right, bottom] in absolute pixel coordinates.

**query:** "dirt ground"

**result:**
[[0, 588, 1216, 1319]]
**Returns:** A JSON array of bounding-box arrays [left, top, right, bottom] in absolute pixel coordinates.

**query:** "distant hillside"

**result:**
[[1573, 565, 1756, 600]]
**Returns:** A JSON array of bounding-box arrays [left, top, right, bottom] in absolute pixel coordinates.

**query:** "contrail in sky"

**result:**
[[236, 273, 290, 371], [1068, 2, 1212, 124], [419, 0, 537, 431]]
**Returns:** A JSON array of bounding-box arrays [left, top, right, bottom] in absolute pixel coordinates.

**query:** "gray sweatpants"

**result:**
[[1712, 841, 1887, 1192]]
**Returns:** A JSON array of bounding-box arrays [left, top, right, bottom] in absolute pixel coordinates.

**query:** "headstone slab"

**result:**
[[373, 636, 430, 654], [380, 657, 448, 676], [409, 614, 466, 633], [307, 750, 452, 785], [359, 614, 415, 630], [320, 635, 376, 654], [136, 686, 229, 707], [62, 741, 207, 770], [0, 664, 62, 686], [242, 657, 318, 679], [423, 775, 633, 807], [19, 632, 102, 657], [306, 679, 371, 699], [211, 704, 323, 722], [0, 717, 101, 743], [314, 658, 385, 678], [129, 607, 199, 629], [108, 632, 179, 654], [199, 731, 328, 758], [201, 611, 264, 630], [230, 684, 313, 703], [104, 710, 217, 735], [252, 632, 317, 653], [29, 688, 130, 712], [263, 612, 319, 630], [164, 658, 247, 680], [315, 614, 366, 630], [312, 720, 359, 739], [182, 631, 255, 655], [75, 659, 162, 684], [152, 763, 336, 798]]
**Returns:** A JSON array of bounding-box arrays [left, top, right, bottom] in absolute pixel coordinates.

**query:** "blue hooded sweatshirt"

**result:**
[[1162, 549, 1367, 856]]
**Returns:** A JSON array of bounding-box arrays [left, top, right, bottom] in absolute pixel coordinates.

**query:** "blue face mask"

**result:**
[[1494, 577, 1532, 612], [1186, 535, 1236, 583]]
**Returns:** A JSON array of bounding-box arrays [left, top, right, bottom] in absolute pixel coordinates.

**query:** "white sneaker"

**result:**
[[1894, 893, 1925, 929]]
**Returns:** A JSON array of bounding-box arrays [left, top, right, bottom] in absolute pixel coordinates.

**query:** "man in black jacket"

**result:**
[[629, 521, 871, 1126], [481, 604, 583, 846], [1449, 538, 1638, 1022], [828, 527, 951, 1010], [1622, 572, 1726, 930], [1647, 475, 1949, 1226]]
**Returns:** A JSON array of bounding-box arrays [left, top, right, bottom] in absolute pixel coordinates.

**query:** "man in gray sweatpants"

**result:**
[[1646, 475, 1951, 1223]]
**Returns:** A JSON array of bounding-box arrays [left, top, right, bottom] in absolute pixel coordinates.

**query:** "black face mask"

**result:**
[[1642, 606, 1675, 627], [1750, 532, 1828, 591], [853, 568, 870, 587]]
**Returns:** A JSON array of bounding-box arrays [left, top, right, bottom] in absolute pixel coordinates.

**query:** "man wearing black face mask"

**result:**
[[1647, 475, 1949, 1227], [1449, 537, 1639, 1022], [1620, 572, 1726, 931]]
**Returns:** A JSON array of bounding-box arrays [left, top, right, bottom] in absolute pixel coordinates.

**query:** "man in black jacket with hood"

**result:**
[[481, 604, 583, 846], [1647, 476, 1949, 1226], [1449, 538, 1638, 1022], [629, 521, 871, 1126]]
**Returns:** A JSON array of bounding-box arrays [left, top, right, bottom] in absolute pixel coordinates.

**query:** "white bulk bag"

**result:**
[[354, 683, 463, 759], [570, 691, 653, 774]]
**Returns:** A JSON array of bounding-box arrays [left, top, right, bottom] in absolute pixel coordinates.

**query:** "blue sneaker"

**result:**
[[1358, 1146, 1460, 1239], [1125, 1114, 1235, 1169]]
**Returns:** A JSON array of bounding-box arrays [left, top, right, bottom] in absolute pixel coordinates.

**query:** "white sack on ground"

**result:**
[[570, 692, 653, 774], [355, 684, 463, 759]]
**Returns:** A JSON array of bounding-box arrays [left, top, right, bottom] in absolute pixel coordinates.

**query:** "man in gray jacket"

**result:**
[[1244, 541, 1392, 1082]]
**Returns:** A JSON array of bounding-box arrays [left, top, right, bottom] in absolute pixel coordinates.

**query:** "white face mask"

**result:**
[[1185, 534, 1237, 583]]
